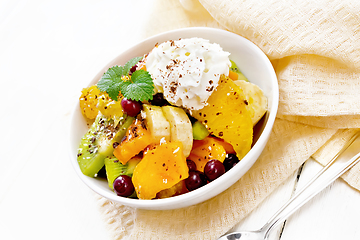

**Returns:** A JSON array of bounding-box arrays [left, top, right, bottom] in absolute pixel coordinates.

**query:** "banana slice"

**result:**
[[234, 80, 268, 126], [162, 106, 193, 157], [141, 104, 171, 143]]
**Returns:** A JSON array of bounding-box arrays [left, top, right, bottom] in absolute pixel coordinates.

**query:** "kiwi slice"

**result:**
[[192, 121, 209, 140], [77, 113, 134, 177], [104, 157, 127, 190], [230, 60, 248, 82], [104, 156, 141, 190]]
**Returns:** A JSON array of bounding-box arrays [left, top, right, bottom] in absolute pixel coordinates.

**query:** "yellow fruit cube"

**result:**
[[192, 75, 253, 160], [132, 141, 189, 199]]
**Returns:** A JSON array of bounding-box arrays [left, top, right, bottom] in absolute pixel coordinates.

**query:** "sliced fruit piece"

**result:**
[[192, 121, 209, 140], [229, 60, 248, 81], [187, 136, 227, 171], [97, 93, 124, 123], [104, 157, 126, 190], [113, 118, 153, 165], [229, 70, 239, 81], [79, 85, 101, 119], [162, 105, 193, 157], [156, 180, 188, 199], [104, 156, 141, 190], [208, 136, 235, 154], [126, 156, 142, 176], [77, 114, 134, 177], [234, 80, 268, 126], [191, 75, 253, 160], [132, 141, 189, 200], [141, 104, 171, 143]]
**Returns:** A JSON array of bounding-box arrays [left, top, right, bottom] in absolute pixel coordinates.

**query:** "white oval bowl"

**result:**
[[69, 27, 279, 210]]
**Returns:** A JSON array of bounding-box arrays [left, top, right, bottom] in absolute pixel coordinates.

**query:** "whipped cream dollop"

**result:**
[[144, 37, 231, 110]]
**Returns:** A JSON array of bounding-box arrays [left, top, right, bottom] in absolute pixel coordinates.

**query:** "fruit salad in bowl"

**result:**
[[69, 27, 278, 210]]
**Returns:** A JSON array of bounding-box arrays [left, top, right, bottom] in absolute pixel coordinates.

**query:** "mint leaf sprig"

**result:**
[[97, 57, 154, 102]]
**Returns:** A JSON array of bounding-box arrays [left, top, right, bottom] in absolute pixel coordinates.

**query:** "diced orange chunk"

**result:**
[[139, 65, 146, 71], [113, 119, 152, 165], [187, 136, 227, 171], [229, 70, 238, 81], [192, 75, 253, 160], [156, 180, 188, 199], [132, 141, 189, 200], [209, 136, 235, 154]]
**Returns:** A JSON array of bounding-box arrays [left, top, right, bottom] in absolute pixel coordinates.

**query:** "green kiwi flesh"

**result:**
[[77, 113, 134, 177], [230, 60, 248, 82], [104, 156, 141, 190]]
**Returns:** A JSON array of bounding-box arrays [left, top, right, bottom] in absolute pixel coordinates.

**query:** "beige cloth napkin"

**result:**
[[97, 0, 360, 239]]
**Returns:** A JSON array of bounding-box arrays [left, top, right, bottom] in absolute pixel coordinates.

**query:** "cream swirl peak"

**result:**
[[144, 38, 231, 110]]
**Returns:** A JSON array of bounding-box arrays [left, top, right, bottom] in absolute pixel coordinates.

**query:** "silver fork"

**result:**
[[218, 131, 360, 240]]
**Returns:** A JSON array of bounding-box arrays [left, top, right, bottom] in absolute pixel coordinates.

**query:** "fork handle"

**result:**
[[261, 132, 360, 238]]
